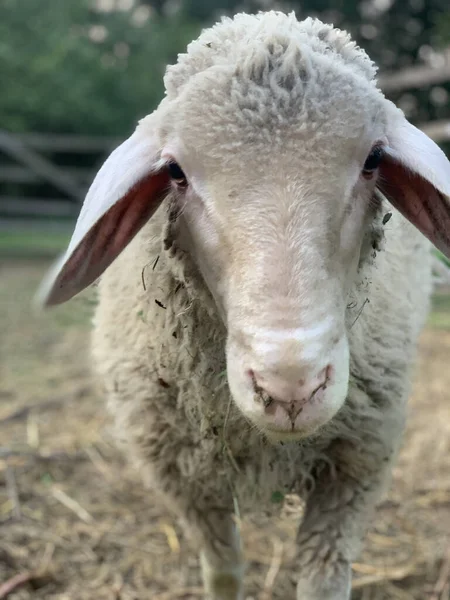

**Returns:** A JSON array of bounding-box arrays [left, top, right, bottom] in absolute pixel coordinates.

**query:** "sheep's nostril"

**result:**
[[249, 369, 265, 395], [253, 381, 273, 407], [249, 364, 333, 413]]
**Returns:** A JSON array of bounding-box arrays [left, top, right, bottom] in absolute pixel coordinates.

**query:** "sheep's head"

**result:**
[[38, 12, 450, 441]]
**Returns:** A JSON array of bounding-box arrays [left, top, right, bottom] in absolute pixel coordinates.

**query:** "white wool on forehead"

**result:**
[[164, 11, 378, 99]]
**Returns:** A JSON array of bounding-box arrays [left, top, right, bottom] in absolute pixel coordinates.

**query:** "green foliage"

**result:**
[[434, 10, 450, 47], [0, 0, 201, 135], [271, 490, 284, 503]]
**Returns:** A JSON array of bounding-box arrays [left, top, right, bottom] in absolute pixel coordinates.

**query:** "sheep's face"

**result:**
[[160, 60, 388, 440], [39, 15, 450, 441]]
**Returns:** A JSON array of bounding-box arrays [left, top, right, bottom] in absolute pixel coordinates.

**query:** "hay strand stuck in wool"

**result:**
[[51, 487, 94, 524]]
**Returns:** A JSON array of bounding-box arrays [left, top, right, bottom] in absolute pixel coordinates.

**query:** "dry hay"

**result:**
[[0, 261, 449, 600]]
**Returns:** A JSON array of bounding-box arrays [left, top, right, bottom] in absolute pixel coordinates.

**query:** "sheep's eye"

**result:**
[[362, 146, 384, 177], [167, 161, 187, 186]]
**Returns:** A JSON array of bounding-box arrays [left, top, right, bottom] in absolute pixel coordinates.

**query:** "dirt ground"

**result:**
[[1, 260, 450, 600]]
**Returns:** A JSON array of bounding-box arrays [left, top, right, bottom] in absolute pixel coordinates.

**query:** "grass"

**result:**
[[0, 229, 70, 257], [428, 311, 450, 329], [429, 291, 450, 329]]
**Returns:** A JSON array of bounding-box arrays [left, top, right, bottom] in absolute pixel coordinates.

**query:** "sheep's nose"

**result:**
[[249, 365, 332, 421]]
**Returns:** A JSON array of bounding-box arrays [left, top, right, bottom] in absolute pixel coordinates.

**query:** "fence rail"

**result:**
[[0, 197, 79, 218], [0, 131, 113, 227], [0, 165, 94, 185], [379, 47, 450, 92], [12, 132, 120, 153]]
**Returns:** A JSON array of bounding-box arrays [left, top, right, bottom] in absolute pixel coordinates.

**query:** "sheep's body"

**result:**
[[84, 11, 437, 600], [92, 206, 431, 598]]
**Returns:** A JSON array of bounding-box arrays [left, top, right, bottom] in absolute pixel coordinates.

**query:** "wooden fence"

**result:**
[[0, 132, 121, 231]]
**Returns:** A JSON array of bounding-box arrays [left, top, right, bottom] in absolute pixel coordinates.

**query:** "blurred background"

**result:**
[[0, 1, 449, 599]]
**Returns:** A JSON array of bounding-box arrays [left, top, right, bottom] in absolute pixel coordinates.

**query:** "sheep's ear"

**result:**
[[37, 129, 170, 307], [378, 119, 450, 258]]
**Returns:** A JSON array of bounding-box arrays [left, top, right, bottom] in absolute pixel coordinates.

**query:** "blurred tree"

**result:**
[[0, 0, 200, 134]]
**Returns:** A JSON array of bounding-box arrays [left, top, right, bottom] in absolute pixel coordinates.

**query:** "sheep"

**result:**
[[38, 11, 450, 600]]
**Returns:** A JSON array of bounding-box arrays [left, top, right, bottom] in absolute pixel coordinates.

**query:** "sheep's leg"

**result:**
[[189, 509, 245, 600], [295, 450, 391, 600]]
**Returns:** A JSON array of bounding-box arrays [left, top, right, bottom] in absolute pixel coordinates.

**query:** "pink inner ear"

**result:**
[[46, 170, 170, 306], [378, 155, 450, 259]]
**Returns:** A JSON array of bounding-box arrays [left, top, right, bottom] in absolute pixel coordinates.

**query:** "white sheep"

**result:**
[[38, 11, 450, 600]]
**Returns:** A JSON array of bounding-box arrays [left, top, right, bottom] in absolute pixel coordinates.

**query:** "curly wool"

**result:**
[[158, 13, 386, 170], [165, 12, 377, 99]]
